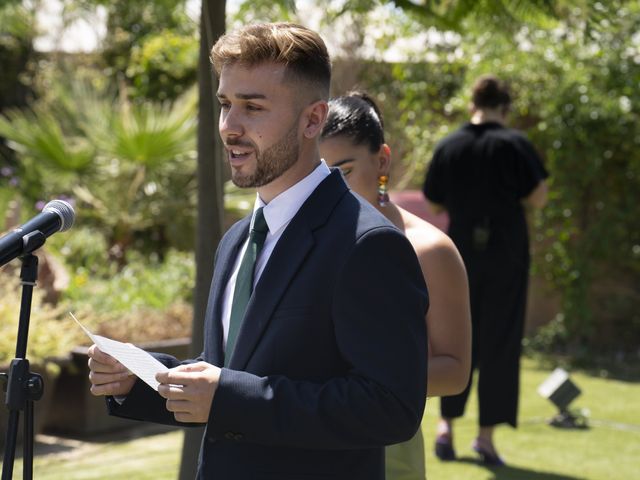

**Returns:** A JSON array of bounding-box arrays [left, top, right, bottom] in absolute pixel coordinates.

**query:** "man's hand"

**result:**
[[87, 344, 137, 396], [156, 362, 221, 423]]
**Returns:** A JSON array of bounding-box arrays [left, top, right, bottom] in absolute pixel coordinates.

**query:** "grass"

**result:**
[[422, 357, 640, 479], [3, 357, 639, 479], [4, 426, 184, 480]]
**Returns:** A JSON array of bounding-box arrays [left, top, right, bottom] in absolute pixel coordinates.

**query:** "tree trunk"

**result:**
[[178, 1, 226, 478]]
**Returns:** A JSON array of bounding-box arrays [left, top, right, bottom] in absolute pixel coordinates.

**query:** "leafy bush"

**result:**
[[90, 0, 197, 102], [0, 3, 36, 111], [62, 249, 195, 315], [0, 81, 198, 260], [461, 4, 640, 353], [127, 30, 198, 101], [73, 302, 192, 346], [340, 2, 640, 354], [60, 249, 195, 346], [522, 313, 569, 355], [0, 272, 77, 367], [46, 226, 110, 276], [0, 248, 195, 366]]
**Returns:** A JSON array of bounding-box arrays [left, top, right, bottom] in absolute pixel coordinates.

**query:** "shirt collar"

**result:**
[[252, 160, 331, 235]]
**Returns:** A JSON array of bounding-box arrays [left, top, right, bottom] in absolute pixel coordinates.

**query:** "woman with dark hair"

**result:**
[[423, 74, 549, 466], [320, 92, 472, 479]]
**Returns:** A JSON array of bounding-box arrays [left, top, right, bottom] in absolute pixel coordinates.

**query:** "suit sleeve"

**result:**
[[106, 229, 231, 427], [106, 353, 204, 427], [207, 227, 429, 449]]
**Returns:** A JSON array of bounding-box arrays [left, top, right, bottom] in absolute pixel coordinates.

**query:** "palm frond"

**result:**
[[0, 106, 95, 172], [88, 88, 196, 168]]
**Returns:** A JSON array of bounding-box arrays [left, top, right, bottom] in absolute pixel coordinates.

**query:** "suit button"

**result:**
[[224, 432, 234, 440], [233, 433, 243, 441], [207, 436, 217, 444]]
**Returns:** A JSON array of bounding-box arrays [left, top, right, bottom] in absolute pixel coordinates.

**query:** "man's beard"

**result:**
[[230, 123, 300, 189]]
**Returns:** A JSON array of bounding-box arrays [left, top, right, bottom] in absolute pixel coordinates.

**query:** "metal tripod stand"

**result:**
[[1, 249, 45, 480]]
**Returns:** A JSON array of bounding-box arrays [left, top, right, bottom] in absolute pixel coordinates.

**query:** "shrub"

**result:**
[[127, 30, 197, 101], [62, 249, 195, 314], [0, 82, 198, 260], [342, 4, 640, 354], [47, 226, 110, 276], [0, 272, 76, 368], [0, 248, 195, 367], [73, 302, 193, 346]]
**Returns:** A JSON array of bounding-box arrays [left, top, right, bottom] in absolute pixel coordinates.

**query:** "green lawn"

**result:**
[[422, 358, 640, 479], [5, 427, 184, 480], [4, 358, 639, 479]]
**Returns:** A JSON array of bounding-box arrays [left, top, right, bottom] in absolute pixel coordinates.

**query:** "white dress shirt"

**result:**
[[221, 160, 331, 350]]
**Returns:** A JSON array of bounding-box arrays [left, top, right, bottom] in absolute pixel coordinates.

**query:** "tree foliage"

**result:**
[[0, 80, 198, 262], [232, 0, 297, 23], [0, 2, 35, 109], [328, 0, 640, 354], [337, 0, 630, 34], [505, 3, 640, 353], [0, 0, 636, 358], [234, 0, 639, 354], [63, 0, 198, 101]]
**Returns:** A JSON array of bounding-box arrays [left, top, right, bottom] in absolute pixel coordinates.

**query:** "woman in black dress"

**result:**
[[422, 75, 548, 466]]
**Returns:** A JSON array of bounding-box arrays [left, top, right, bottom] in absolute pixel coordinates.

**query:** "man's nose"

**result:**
[[219, 107, 243, 139]]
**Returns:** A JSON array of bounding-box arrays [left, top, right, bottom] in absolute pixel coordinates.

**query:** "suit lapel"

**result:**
[[207, 217, 250, 366], [227, 170, 349, 369]]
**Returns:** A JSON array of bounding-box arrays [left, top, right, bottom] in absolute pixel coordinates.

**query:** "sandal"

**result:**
[[434, 434, 456, 461], [471, 438, 505, 467]]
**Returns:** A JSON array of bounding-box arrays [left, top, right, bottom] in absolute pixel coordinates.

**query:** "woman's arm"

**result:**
[[416, 234, 471, 397]]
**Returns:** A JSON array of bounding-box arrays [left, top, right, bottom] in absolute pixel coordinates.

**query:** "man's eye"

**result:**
[[219, 102, 230, 110], [246, 104, 262, 112], [341, 168, 352, 177]]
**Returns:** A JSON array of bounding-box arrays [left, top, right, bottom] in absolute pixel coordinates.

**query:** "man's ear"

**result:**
[[378, 143, 391, 175], [301, 100, 329, 139]]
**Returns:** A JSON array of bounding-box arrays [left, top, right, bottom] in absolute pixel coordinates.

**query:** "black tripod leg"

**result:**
[[2, 410, 20, 480], [1, 253, 43, 480], [23, 399, 34, 480]]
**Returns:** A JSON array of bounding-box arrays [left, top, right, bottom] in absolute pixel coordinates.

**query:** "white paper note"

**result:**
[[70, 312, 168, 391]]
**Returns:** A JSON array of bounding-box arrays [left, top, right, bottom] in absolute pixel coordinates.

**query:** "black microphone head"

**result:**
[[43, 199, 75, 232]]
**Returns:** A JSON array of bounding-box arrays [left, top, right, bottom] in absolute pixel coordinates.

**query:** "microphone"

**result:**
[[0, 199, 75, 267]]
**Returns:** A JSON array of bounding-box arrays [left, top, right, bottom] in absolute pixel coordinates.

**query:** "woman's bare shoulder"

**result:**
[[399, 208, 459, 260]]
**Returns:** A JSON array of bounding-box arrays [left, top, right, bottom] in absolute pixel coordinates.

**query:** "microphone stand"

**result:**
[[1, 231, 47, 480]]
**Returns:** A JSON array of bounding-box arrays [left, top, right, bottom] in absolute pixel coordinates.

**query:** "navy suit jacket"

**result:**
[[109, 170, 429, 479]]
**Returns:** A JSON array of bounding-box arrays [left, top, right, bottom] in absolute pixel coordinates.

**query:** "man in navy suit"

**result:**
[[87, 22, 429, 479]]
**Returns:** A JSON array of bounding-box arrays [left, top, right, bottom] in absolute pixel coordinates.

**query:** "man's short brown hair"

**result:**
[[471, 74, 512, 109], [211, 22, 331, 100]]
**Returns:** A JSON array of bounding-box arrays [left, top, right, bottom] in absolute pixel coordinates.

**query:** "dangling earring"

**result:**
[[377, 175, 389, 207]]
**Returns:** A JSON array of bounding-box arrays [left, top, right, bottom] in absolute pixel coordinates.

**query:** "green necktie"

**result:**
[[225, 207, 269, 366]]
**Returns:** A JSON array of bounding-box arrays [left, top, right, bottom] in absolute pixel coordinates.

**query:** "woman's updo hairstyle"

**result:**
[[321, 91, 385, 153]]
